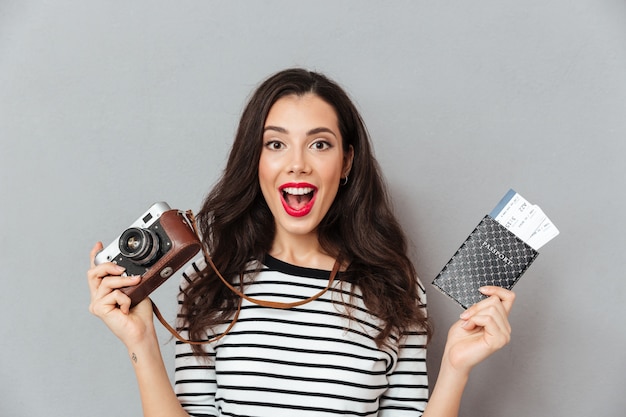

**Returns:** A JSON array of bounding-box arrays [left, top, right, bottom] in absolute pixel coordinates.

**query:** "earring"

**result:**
[[340, 176, 349, 186]]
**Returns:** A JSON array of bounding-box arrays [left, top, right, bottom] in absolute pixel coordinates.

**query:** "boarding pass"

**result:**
[[489, 189, 559, 250]]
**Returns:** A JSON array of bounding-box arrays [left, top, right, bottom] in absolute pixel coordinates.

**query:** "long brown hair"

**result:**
[[180, 68, 431, 354]]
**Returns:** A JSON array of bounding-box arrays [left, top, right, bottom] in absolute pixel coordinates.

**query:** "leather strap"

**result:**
[[186, 210, 340, 310], [150, 209, 340, 344], [151, 297, 241, 345], [203, 244, 340, 310]]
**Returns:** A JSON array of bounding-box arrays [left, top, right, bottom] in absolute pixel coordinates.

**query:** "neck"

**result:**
[[269, 231, 336, 270]]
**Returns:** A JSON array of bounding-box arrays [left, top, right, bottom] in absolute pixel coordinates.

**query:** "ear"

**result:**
[[342, 145, 354, 178]]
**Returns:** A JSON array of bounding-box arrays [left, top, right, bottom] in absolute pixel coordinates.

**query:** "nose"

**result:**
[[288, 147, 310, 175]]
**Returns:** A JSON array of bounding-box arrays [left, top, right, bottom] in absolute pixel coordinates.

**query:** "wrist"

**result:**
[[123, 324, 159, 356], [439, 352, 471, 385], [125, 332, 163, 370], [422, 355, 471, 417]]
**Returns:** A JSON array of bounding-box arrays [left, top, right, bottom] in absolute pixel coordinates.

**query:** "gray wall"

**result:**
[[1, 1, 624, 416]]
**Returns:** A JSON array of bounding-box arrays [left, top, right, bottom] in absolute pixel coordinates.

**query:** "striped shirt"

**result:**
[[175, 255, 429, 417]]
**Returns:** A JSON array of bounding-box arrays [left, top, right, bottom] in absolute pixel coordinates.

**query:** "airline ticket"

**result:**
[[490, 189, 559, 250]]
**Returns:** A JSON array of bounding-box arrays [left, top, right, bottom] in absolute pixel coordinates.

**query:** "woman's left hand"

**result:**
[[442, 286, 516, 375]]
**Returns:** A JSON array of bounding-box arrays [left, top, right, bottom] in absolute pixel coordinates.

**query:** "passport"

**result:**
[[432, 190, 558, 309]]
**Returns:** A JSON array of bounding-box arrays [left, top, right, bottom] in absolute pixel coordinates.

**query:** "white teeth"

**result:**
[[282, 187, 314, 195]]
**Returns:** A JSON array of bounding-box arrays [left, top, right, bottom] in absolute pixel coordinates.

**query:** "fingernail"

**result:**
[[460, 311, 470, 319], [479, 286, 490, 294], [114, 265, 126, 272]]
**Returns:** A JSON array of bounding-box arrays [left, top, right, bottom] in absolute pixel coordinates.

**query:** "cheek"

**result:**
[[326, 159, 345, 183], [258, 151, 282, 172], [319, 170, 342, 202], [257, 155, 272, 184], [258, 158, 277, 202]]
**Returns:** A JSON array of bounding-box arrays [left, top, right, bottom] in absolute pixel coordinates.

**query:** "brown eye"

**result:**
[[265, 140, 284, 150], [311, 140, 331, 150]]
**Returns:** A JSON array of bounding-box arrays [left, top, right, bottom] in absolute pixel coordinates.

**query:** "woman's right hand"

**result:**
[[87, 242, 156, 348]]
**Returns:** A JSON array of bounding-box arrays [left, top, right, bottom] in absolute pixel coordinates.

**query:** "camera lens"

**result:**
[[119, 227, 160, 265]]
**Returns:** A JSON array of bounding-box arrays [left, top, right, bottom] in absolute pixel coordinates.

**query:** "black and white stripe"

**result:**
[[175, 255, 429, 417]]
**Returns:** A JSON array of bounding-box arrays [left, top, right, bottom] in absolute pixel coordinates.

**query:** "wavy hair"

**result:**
[[180, 68, 431, 354]]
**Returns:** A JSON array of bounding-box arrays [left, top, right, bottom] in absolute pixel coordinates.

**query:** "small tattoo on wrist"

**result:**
[[131, 352, 138, 363]]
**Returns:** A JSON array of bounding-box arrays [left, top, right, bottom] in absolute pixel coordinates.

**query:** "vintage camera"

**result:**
[[94, 202, 202, 307]]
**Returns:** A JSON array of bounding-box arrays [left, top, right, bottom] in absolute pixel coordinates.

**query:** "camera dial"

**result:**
[[119, 227, 161, 265]]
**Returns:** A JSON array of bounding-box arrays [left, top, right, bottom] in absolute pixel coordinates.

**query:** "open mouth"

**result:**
[[280, 185, 317, 217]]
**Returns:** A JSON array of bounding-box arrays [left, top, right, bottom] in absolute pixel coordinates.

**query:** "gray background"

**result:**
[[1, 1, 624, 416]]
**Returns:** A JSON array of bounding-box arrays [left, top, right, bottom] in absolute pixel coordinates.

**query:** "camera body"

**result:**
[[95, 202, 202, 307]]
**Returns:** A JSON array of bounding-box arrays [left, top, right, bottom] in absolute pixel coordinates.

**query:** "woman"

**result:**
[[88, 68, 515, 417]]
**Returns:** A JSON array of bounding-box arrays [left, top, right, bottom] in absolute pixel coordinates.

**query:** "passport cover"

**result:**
[[432, 215, 539, 309]]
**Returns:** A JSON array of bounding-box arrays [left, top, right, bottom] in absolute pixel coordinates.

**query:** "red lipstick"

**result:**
[[279, 182, 317, 217]]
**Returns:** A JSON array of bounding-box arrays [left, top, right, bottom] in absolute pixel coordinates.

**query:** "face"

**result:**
[[259, 93, 353, 244]]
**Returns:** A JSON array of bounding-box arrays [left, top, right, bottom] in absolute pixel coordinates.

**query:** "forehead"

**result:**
[[264, 93, 340, 132]]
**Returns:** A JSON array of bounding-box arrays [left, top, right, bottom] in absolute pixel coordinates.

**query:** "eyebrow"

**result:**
[[263, 125, 338, 138]]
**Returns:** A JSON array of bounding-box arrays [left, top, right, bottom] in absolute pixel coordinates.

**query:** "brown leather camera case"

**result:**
[[121, 210, 202, 307]]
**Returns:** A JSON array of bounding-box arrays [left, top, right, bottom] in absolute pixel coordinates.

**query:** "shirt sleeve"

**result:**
[[173, 259, 219, 417], [378, 279, 429, 416]]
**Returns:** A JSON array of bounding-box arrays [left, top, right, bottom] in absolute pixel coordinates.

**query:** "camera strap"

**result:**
[[150, 297, 241, 345], [150, 210, 340, 345], [185, 210, 341, 310]]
